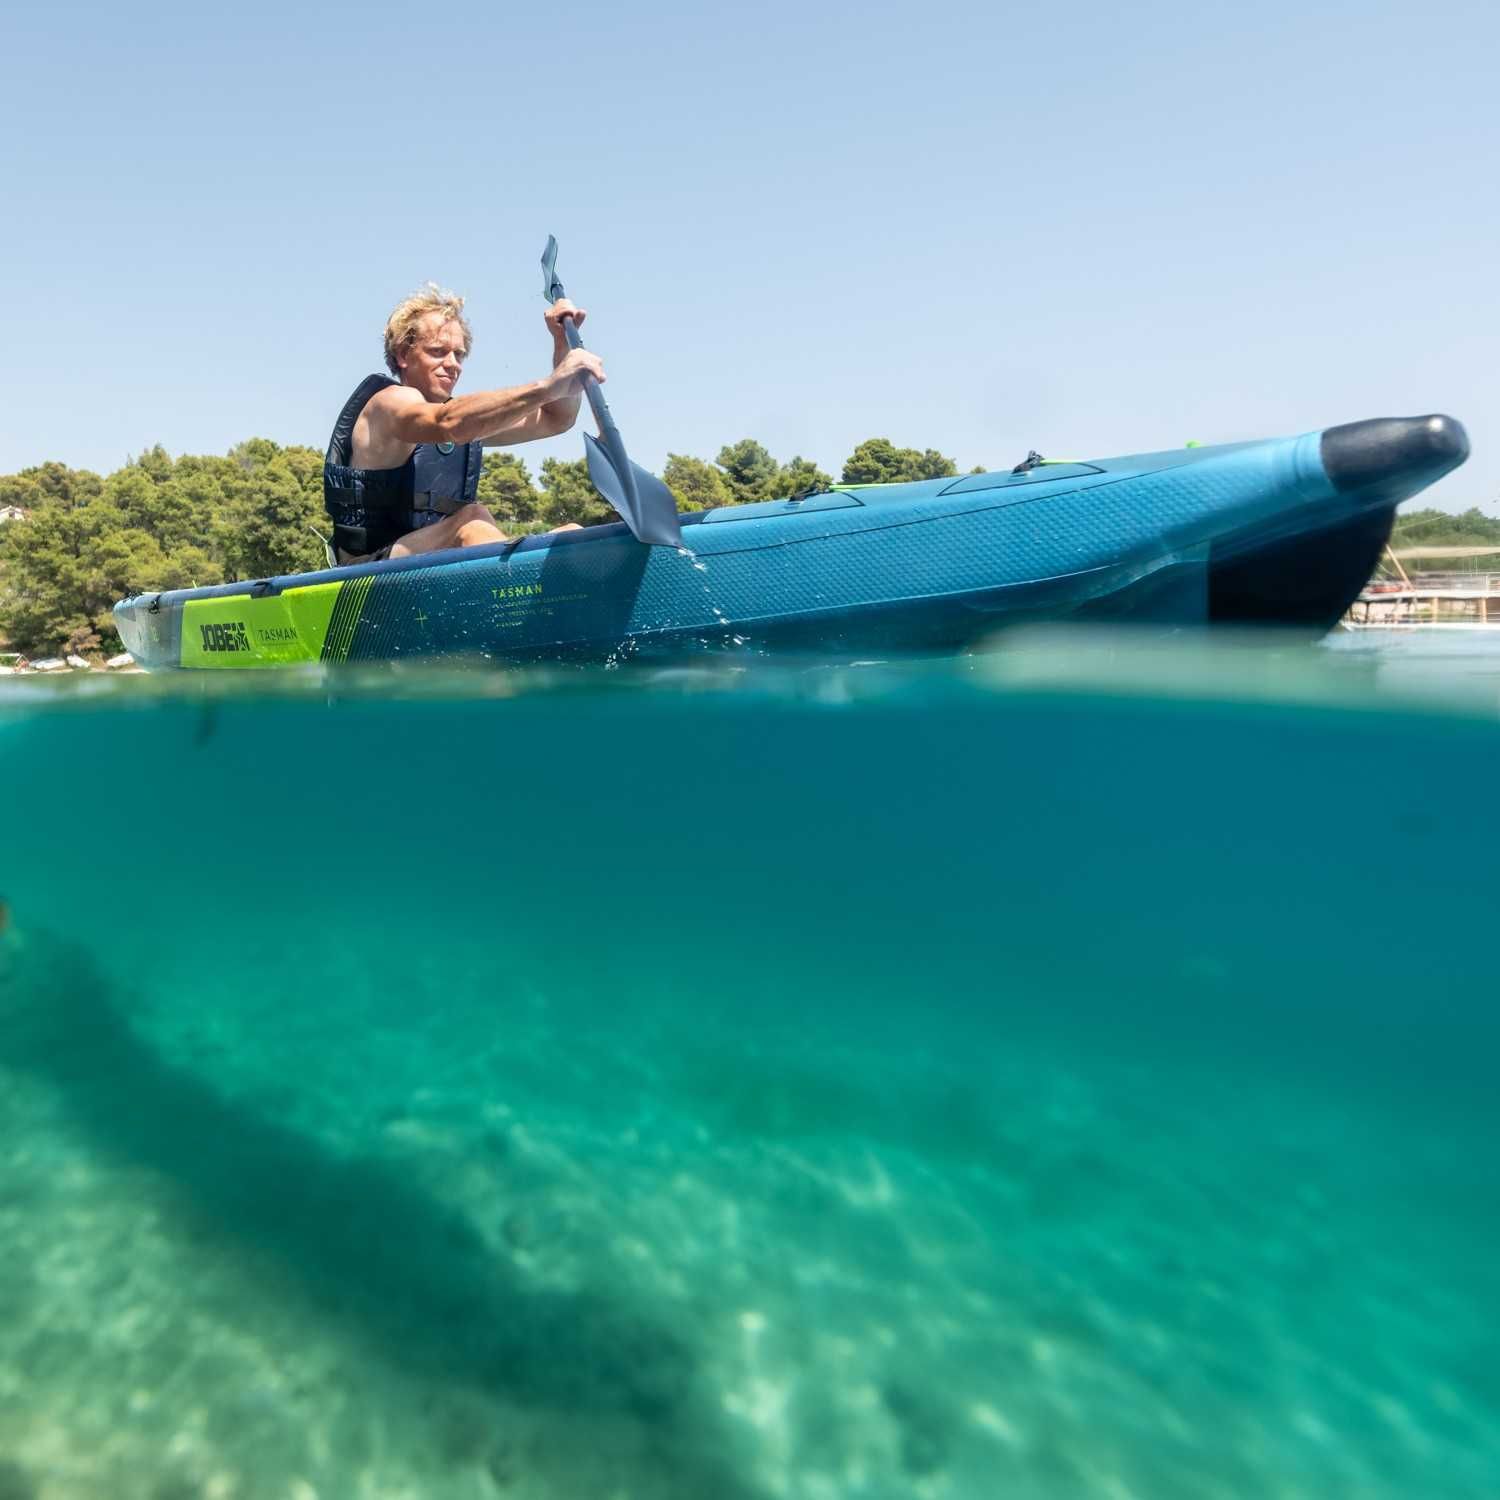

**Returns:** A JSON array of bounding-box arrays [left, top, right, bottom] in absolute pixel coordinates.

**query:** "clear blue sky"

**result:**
[[4, 0, 1496, 509]]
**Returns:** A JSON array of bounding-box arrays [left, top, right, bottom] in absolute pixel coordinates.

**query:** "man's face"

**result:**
[[398, 314, 467, 400]]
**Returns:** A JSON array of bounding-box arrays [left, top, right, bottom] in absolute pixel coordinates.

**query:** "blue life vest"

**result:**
[[323, 374, 484, 557]]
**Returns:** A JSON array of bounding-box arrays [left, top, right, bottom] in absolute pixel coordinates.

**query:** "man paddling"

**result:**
[[323, 285, 603, 562]]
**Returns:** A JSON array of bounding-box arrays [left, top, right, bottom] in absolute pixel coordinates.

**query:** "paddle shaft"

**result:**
[[556, 313, 615, 439]]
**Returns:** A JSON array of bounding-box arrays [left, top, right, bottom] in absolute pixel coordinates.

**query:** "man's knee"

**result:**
[[453, 502, 495, 526], [454, 503, 507, 546]]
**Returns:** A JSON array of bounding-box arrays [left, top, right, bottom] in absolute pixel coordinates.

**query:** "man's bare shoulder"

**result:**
[[364, 383, 429, 417], [353, 383, 430, 468]]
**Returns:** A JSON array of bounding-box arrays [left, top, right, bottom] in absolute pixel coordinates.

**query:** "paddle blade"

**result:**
[[541, 235, 564, 302], [584, 432, 683, 548], [630, 462, 681, 523]]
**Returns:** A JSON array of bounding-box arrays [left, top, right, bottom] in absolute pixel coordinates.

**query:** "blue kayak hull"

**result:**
[[113, 417, 1467, 670]]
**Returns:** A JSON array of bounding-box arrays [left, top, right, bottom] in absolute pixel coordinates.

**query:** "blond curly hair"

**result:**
[[383, 284, 473, 376]]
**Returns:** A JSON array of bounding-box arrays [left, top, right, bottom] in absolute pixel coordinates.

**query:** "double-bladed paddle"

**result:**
[[540, 236, 683, 548]]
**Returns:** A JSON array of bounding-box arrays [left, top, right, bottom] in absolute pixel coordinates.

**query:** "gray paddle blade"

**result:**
[[584, 432, 683, 548], [541, 234, 564, 302], [630, 462, 681, 520]]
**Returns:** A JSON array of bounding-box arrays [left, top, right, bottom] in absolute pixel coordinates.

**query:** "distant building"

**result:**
[[0, 504, 28, 523]]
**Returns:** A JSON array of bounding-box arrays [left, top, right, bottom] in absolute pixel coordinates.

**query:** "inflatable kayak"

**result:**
[[114, 414, 1467, 670]]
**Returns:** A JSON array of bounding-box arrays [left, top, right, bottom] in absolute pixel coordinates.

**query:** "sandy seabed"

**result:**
[[0, 912, 1496, 1500]]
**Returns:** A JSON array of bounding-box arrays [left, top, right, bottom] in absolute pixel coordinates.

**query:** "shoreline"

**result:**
[[0, 653, 143, 676]]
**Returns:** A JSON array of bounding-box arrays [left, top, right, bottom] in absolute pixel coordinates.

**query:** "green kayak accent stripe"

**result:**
[[321, 574, 374, 663], [180, 583, 342, 668]]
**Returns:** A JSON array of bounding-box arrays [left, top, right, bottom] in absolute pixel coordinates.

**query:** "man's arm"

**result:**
[[478, 299, 590, 448], [475, 397, 576, 448], [370, 351, 601, 456]]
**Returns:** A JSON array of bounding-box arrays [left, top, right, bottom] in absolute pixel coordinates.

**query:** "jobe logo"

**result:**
[[199, 621, 251, 653]]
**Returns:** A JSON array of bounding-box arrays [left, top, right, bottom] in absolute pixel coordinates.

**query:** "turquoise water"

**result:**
[[2, 630, 1498, 1499]]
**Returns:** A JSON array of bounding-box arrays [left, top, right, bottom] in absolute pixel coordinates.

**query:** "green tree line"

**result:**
[[0, 435, 965, 656], [1390, 507, 1500, 551]]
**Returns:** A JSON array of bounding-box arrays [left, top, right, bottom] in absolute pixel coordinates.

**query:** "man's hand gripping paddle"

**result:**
[[541, 237, 683, 548]]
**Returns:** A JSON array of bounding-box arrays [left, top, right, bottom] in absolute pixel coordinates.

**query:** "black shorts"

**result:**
[[336, 543, 393, 566]]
